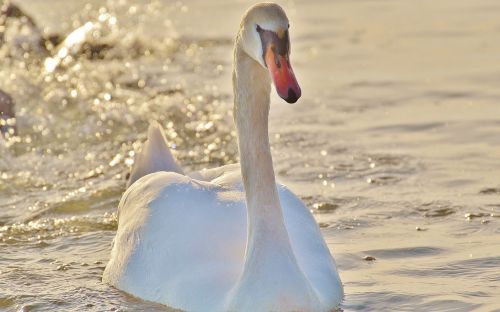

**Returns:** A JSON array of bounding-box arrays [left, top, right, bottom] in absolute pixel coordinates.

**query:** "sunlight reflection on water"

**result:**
[[1, 0, 499, 310]]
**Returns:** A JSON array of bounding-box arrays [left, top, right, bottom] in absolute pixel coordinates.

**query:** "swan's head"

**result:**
[[238, 3, 301, 103]]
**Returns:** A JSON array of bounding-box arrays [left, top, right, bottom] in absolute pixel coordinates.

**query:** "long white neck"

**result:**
[[232, 43, 296, 276], [227, 37, 321, 312]]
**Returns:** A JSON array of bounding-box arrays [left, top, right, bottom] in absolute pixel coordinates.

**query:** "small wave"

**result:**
[[0, 213, 117, 245]]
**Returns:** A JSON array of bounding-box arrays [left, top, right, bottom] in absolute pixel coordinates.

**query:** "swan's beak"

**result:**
[[257, 26, 301, 103], [265, 48, 301, 103]]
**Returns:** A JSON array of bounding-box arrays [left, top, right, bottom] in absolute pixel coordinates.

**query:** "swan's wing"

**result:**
[[104, 171, 247, 311], [194, 164, 343, 306], [127, 121, 184, 188], [278, 185, 344, 308]]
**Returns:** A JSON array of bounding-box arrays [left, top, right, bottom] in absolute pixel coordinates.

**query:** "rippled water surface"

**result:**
[[1, 0, 499, 311]]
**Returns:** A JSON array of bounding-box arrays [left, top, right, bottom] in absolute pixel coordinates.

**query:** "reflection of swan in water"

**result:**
[[103, 3, 343, 311], [0, 89, 16, 138]]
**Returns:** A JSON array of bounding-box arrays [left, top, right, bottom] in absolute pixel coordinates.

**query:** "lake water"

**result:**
[[1, 0, 499, 311]]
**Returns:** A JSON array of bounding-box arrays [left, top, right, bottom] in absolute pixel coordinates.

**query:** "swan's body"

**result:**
[[104, 3, 343, 311]]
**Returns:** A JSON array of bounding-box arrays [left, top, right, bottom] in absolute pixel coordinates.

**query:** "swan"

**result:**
[[103, 3, 343, 311]]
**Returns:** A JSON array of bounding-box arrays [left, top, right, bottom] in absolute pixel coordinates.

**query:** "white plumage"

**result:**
[[103, 3, 343, 311]]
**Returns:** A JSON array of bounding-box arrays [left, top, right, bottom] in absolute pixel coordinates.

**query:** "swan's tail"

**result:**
[[127, 121, 184, 188]]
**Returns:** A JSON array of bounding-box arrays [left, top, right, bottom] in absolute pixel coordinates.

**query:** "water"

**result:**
[[1, 0, 499, 311]]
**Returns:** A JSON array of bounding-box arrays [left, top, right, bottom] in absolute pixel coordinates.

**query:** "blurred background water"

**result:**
[[0, 0, 499, 311]]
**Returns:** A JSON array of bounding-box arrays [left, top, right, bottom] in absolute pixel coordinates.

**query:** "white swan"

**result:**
[[103, 3, 343, 311]]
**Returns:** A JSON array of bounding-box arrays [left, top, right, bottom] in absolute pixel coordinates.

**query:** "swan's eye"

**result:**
[[272, 47, 281, 68], [256, 24, 262, 32], [287, 23, 290, 29]]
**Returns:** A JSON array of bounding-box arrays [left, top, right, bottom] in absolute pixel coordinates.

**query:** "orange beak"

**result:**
[[265, 48, 301, 103]]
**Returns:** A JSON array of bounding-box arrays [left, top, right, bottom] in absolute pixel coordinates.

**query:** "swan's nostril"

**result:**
[[285, 88, 299, 103]]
